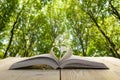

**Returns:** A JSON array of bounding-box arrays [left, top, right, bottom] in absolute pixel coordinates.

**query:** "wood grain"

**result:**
[[0, 70, 59, 80], [0, 57, 59, 80], [61, 57, 120, 80], [61, 69, 120, 80]]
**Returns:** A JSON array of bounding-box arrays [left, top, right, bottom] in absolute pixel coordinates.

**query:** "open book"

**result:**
[[9, 48, 108, 69]]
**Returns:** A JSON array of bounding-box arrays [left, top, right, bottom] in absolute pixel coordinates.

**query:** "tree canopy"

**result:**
[[0, 0, 120, 58]]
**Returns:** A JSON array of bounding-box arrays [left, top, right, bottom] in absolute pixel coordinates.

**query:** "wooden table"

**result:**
[[0, 57, 120, 80]]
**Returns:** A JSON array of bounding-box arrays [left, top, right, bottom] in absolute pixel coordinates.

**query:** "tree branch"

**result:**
[[3, 9, 23, 58], [86, 11, 120, 58], [3, 0, 29, 58], [109, 0, 120, 20]]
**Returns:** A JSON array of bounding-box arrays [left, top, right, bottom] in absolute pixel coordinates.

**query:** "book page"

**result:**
[[50, 47, 59, 62], [9, 54, 59, 69], [50, 47, 71, 61], [60, 49, 72, 62], [60, 55, 108, 69]]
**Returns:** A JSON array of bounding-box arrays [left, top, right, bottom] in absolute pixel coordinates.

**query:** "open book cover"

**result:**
[[9, 48, 108, 69]]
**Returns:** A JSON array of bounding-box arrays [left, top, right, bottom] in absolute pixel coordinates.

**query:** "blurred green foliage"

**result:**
[[0, 0, 120, 58]]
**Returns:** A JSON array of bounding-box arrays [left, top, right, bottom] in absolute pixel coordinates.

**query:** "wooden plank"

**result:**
[[0, 57, 59, 80], [61, 69, 120, 80], [99, 57, 120, 77], [61, 57, 120, 80], [17, 70, 59, 80], [0, 57, 27, 71], [0, 70, 59, 80]]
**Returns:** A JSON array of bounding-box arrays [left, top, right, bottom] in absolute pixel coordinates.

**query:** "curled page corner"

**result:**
[[61, 49, 72, 61]]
